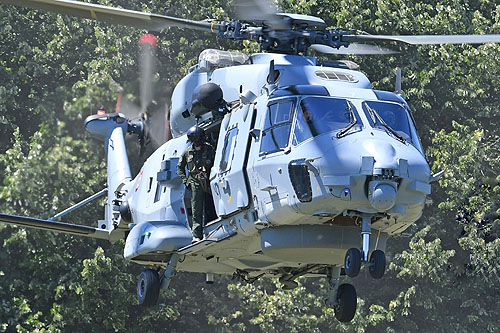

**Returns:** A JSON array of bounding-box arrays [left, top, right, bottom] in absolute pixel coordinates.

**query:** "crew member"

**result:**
[[177, 126, 215, 242]]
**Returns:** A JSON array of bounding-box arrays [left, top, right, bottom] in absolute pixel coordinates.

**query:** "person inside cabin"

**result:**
[[302, 108, 319, 137], [177, 126, 216, 243], [293, 107, 317, 144], [382, 109, 396, 128]]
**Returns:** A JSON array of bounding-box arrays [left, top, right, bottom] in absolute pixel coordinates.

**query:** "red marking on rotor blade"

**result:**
[[115, 92, 122, 113], [139, 33, 157, 46]]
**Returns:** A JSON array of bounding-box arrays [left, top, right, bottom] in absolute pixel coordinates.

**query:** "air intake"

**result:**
[[315, 70, 358, 83]]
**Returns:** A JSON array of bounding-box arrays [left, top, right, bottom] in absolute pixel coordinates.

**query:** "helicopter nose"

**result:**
[[363, 140, 398, 211], [362, 139, 397, 170]]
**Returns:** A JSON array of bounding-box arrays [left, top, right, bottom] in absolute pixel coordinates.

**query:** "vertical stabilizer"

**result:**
[[84, 113, 132, 231]]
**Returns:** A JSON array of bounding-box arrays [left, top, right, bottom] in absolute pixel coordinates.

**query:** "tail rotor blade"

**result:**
[[116, 94, 141, 120], [165, 106, 172, 142], [139, 33, 157, 112], [146, 102, 170, 149]]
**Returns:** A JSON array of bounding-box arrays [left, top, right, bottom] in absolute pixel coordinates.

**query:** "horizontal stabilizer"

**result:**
[[0, 213, 110, 240]]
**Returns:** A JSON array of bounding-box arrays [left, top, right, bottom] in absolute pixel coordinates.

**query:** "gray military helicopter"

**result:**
[[1, 0, 500, 323]]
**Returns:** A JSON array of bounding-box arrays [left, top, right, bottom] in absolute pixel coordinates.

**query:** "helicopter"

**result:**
[[1, 0, 500, 323]]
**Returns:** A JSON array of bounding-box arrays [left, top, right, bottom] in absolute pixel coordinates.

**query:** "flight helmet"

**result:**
[[187, 126, 205, 145]]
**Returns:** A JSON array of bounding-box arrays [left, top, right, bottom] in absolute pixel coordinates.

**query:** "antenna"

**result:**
[[395, 68, 402, 94], [269, 60, 276, 84]]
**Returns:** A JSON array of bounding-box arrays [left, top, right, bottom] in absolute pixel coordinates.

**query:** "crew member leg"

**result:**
[[191, 184, 204, 239], [204, 190, 217, 222]]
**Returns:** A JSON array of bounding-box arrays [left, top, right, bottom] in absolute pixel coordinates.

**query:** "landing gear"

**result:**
[[344, 215, 386, 279], [369, 249, 386, 279], [335, 284, 357, 322], [137, 253, 179, 307], [344, 248, 362, 277], [137, 269, 160, 306], [326, 267, 357, 322]]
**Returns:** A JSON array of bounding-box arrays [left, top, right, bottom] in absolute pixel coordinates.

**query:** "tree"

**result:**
[[1, 0, 500, 332]]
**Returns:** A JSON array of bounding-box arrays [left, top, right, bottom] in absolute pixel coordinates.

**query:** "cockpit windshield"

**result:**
[[292, 97, 357, 145], [362, 101, 413, 143]]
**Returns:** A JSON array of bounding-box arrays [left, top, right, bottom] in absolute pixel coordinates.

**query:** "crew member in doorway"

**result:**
[[177, 126, 216, 242]]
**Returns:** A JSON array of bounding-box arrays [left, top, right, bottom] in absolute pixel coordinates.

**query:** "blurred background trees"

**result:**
[[1, 0, 499, 331]]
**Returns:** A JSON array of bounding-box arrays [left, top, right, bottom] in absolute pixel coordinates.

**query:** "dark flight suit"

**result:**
[[177, 143, 215, 239]]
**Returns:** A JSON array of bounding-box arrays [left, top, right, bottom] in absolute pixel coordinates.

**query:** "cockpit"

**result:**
[[362, 101, 412, 142], [259, 89, 423, 155]]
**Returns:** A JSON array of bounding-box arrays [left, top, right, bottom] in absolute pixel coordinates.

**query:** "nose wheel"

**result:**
[[344, 248, 362, 277], [344, 216, 386, 278], [368, 249, 386, 279]]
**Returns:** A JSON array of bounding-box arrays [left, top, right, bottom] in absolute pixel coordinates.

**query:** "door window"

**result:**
[[219, 127, 238, 173]]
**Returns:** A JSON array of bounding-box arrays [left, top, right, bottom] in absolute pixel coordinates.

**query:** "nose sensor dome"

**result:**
[[368, 181, 397, 211]]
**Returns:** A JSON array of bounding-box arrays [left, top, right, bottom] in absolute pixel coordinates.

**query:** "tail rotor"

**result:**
[[115, 33, 171, 155]]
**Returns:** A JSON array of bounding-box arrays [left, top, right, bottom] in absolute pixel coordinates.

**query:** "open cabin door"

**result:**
[[211, 104, 255, 216]]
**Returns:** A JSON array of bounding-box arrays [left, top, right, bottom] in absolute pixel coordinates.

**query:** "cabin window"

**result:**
[[292, 97, 356, 145], [260, 99, 295, 154], [219, 127, 238, 173], [362, 101, 413, 143]]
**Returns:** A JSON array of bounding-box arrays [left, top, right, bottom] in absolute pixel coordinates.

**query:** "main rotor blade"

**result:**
[[233, 0, 288, 30], [0, 0, 225, 32], [0, 213, 110, 240], [311, 43, 398, 55], [344, 34, 500, 45]]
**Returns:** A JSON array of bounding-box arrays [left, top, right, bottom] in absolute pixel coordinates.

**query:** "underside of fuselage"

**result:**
[[129, 218, 389, 280]]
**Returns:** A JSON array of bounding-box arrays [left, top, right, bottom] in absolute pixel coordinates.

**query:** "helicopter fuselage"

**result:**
[[117, 51, 431, 277]]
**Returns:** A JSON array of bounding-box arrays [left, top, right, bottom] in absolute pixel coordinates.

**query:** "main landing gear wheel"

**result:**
[[368, 250, 386, 279], [137, 269, 160, 307], [344, 248, 362, 277], [334, 283, 357, 322]]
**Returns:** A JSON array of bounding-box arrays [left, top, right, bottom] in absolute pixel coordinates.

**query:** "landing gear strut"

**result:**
[[137, 253, 179, 307], [344, 216, 386, 279], [326, 267, 357, 322]]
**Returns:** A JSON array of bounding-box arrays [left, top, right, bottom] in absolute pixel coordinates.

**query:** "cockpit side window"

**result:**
[[362, 101, 413, 142], [292, 97, 356, 145], [260, 99, 295, 154]]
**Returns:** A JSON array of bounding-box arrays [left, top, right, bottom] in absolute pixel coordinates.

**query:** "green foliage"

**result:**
[[1, 0, 500, 332], [391, 226, 455, 282]]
